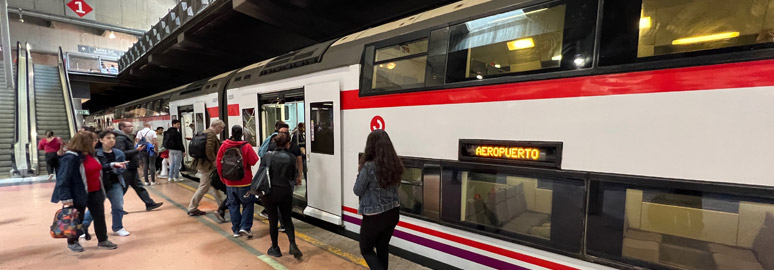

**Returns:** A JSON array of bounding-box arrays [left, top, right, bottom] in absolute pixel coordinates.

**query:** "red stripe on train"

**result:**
[[341, 59, 774, 110], [206, 104, 240, 118], [342, 206, 577, 270]]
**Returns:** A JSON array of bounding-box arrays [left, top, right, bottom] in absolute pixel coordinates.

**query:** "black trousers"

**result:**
[[123, 168, 156, 206], [261, 185, 295, 247], [68, 190, 107, 244], [44, 152, 59, 175], [359, 207, 400, 270]]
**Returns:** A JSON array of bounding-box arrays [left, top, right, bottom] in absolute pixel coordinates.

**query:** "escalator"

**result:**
[[0, 61, 14, 177], [33, 64, 72, 171]]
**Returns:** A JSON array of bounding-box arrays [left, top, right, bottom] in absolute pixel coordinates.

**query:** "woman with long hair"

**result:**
[[259, 132, 303, 259], [50, 131, 118, 252], [353, 129, 403, 270], [38, 130, 63, 180]]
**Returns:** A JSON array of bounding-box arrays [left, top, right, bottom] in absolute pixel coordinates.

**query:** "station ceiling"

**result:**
[[84, 0, 457, 112]]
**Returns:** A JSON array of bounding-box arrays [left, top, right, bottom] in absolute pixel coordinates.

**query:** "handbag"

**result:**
[[50, 206, 83, 239], [249, 152, 273, 197]]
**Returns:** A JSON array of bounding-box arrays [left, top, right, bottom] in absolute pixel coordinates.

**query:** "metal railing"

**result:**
[[59, 47, 78, 137]]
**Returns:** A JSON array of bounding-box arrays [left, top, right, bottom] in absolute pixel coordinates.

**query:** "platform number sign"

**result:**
[[66, 0, 93, 17]]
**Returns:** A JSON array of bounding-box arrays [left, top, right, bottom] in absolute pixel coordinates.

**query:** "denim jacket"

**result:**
[[353, 161, 400, 215], [50, 151, 107, 207], [96, 148, 127, 188]]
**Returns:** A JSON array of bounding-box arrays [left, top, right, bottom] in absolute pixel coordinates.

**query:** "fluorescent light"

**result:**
[[109, 31, 116, 39], [551, 55, 562, 61], [386, 62, 396, 70], [494, 64, 501, 68], [672, 32, 739, 45], [639, 17, 651, 29], [574, 57, 585, 67], [507, 38, 534, 50], [476, 75, 483, 80]]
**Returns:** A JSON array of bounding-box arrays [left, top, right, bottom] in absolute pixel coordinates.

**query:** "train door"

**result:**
[[194, 102, 206, 134], [258, 89, 307, 211], [177, 105, 195, 169], [303, 81, 342, 225]]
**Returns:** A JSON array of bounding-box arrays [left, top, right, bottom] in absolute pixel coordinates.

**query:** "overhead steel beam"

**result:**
[[8, 7, 145, 36]]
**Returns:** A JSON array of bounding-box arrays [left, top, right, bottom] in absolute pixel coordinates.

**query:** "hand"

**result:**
[[63, 202, 73, 207], [296, 178, 302, 186], [113, 162, 127, 169], [136, 144, 146, 151]]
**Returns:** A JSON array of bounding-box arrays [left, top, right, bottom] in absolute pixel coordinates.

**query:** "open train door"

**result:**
[[303, 81, 342, 225]]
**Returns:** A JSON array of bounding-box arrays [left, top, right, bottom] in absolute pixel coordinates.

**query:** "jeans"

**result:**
[[84, 182, 125, 232], [168, 150, 183, 179], [123, 168, 157, 206], [261, 184, 296, 247], [188, 169, 224, 212], [71, 190, 108, 244], [359, 207, 400, 270], [226, 186, 254, 233], [140, 152, 156, 183], [44, 152, 59, 175]]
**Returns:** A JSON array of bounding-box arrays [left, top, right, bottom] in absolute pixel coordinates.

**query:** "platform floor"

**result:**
[[0, 177, 429, 270]]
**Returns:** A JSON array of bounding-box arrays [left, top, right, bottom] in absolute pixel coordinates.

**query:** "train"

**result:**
[[86, 0, 774, 269]]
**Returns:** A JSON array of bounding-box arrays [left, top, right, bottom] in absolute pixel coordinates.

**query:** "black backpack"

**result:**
[[249, 152, 273, 197], [188, 132, 208, 159], [221, 142, 247, 181]]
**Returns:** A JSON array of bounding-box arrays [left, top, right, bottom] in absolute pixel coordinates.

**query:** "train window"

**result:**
[[160, 99, 169, 115], [242, 108, 257, 146], [371, 39, 429, 91], [446, 4, 567, 82], [399, 160, 424, 216], [440, 163, 586, 252], [638, 0, 774, 58], [309, 102, 334, 155], [587, 180, 774, 270]]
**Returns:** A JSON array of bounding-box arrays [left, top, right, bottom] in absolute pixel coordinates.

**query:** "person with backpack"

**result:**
[[163, 120, 186, 182], [187, 120, 226, 216], [217, 125, 259, 237], [354, 129, 403, 270], [114, 122, 163, 211], [135, 123, 158, 185], [259, 132, 303, 258]]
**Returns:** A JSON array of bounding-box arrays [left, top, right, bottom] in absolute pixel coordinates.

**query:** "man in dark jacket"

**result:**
[[115, 121, 163, 211], [163, 120, 186, 181]]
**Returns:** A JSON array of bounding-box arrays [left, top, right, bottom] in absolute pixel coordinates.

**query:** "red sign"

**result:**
[[67, 0, 93, 17], [370, 116, 385, 131]]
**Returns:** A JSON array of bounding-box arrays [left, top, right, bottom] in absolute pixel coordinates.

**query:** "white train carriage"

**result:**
[[94, 0, 774, 269]]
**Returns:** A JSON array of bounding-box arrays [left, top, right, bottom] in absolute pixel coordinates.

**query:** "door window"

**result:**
[[309, 102, 334, 155]]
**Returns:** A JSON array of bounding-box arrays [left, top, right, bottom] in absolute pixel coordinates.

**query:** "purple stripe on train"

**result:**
[[342, 214, 527, 270]]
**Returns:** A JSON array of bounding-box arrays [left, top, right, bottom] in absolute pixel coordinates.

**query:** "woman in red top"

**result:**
[[38, 130, 63, 180], [51, 131, 119, 252]]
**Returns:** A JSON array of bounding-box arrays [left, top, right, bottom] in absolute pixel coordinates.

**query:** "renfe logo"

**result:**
[[370, 115, 385, 131], [67, 0, 93, 17]]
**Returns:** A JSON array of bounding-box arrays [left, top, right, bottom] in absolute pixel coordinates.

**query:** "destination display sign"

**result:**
[[458, 139, 562, 168]]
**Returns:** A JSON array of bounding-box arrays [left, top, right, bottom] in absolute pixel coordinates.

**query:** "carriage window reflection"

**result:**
[[399, 166, 423, 215], [638, 0, 774, 57], [309, 102, 334, 155], [242, 108, 257, 146], [447, 4, 566, 82]]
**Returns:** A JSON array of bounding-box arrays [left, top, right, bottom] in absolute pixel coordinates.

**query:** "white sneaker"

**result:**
[[233, 233, 240, 238], [115, 228, 130, 237], [143, 182, 150, 186]]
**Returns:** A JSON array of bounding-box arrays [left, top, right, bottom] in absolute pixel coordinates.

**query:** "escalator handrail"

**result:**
[[10, 42, 20, 172], [58, 47, 77, 138]]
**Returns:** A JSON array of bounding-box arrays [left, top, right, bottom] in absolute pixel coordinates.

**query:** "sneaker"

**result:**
[[239, 229, 253, 238], [267, 246, 282, 257], [259, 210, 269, 219], [215, 209, 226, 223], [48, 174, 54, 181], [151, 181, 158, 185], [278, 226, 286, 233], [233, 233, 240, 238], [83, 231, 92, 241], [98, 240, 118, 250], [289, 243, 303, 259], [67, 242, 84, 252], [188, 209, 206, 216], [146, 202, 163, 211], [143, 182, 150, 186], [115, 228, 130, 237]]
